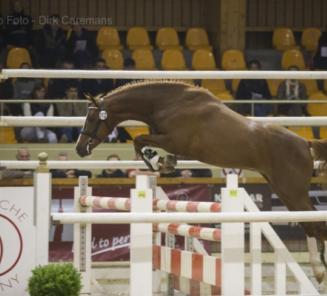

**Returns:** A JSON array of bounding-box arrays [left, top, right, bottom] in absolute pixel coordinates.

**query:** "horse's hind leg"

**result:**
[[134, 134, 177, 172], [271, 176, 327, 283]]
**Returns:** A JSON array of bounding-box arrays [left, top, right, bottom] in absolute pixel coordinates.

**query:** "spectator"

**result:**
[[48, 59, 81, 99], [277, 65, 308, 116], [81, 58, 114, 96], [0, 63, 14, 115], [67, 24, 96, 69], [4, 1, 33, 48], [12, 63, 41, 115], [20, 84, 58, 143], [235, 59, 272, 116], [97, 154, 126, 178], [115, 58, 136, 88], [0, 14, 5, 50], [51, 152, 91, 178], [313, 31, 327, 70], [35, 14, 66, 68], [56, 83, 87, 142], [0, 147, 33, 179]]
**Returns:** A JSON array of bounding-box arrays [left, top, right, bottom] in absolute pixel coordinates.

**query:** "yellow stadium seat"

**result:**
[[216, 92, 234, 101], [201, 79, 229, 97], [127, 27, 152, 51], [307, 92, 327, 116], [0, 127, 16, 144], [281, 49, 306, 70], [125, 127, 150, 140], [221, 50, 246, 70], [156, 27, 182, 51], [186, 28, 212, 51], [96, 26, 122, 51], [320, 127, 327, 139], [6, 47, 32, 69], [301, 80, 319, 96], [267, 79, 283, 97], [161, 49, 186, 70], [272, 27, 296, 51], [132, 49, 156, 70], [288, 127, 314, 140], [232, 79, 240, 93], [101, 49, 124, 70], [192, 49, 216, 70], [301, 28, 321, 52]]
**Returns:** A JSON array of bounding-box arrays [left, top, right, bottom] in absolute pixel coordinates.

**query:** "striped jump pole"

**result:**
[[79, 195, 221, 213]]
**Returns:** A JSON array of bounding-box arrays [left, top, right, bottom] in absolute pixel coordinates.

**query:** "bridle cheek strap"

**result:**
[[80, 104, 111, 142]]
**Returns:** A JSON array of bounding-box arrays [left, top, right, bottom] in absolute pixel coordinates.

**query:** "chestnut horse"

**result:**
[[76, 80, 327, 283]]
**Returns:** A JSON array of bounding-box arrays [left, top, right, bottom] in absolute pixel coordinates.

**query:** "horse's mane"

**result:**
[[96, 79, 211, 101]]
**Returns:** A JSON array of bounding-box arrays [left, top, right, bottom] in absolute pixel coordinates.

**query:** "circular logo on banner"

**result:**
[[0, 214, 23, 276]]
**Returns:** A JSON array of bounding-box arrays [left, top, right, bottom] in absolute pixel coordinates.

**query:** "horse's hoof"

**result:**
[[141, 148, 161, 171], [316, 271, 325, 284]]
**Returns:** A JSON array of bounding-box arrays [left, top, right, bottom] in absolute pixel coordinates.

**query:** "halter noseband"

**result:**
[[80, 99, 110, 141]]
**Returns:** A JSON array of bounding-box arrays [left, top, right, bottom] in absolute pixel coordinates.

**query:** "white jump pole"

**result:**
[[130, 175, 155, 296], [221, 174, 245, 295], [2, 69, 327, 80], [34, 152, 51, 266], [74, 176, 92, 295]]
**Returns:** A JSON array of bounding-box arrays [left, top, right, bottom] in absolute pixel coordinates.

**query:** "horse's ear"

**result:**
[[84, 93, 98, 106]]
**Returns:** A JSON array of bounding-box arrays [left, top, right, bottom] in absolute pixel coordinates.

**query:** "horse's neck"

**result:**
[[107, 89, 154, 125]]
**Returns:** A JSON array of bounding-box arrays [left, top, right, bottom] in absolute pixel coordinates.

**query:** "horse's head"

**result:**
[[76, 94, 111, 157]]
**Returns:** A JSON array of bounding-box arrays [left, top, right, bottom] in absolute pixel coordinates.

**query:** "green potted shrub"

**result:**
[[28, 263, 82, 296]]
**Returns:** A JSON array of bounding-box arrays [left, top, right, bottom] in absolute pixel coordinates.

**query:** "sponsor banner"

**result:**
[[0, 188, 34, 296]]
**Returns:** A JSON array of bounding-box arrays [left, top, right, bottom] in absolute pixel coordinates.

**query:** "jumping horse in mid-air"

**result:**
[[76, 80, 327, 284]]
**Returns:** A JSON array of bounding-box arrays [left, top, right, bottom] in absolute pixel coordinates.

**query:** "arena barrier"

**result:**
[[1, 154, 326, 295], [53, 172, 321, 295]]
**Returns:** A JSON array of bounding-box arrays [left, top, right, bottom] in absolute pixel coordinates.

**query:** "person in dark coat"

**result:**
[[4, 1, 33, 48], [97, 154, 127, 178], [81, 58, 114, 96], [35, 14, 67, 68], [48, 59, 81, 99], [313, 32, 327, 70], [235, 59, 272, 116], [51, 152, 91, 178], [66, 24, 96, 69]]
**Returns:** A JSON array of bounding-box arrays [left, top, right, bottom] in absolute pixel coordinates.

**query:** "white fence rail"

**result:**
[[52, 210, 327, 224], [1, 115, 327, 127], [0, 159, 322, 170], [1, 69, 327, 80], [0, 159, 216, 170]]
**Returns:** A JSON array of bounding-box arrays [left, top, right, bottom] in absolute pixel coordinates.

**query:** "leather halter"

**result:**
[[80, 99, 110, 141]]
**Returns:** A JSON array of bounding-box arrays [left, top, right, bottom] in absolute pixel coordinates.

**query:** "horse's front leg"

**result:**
[[134, 134, 177, 173]]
